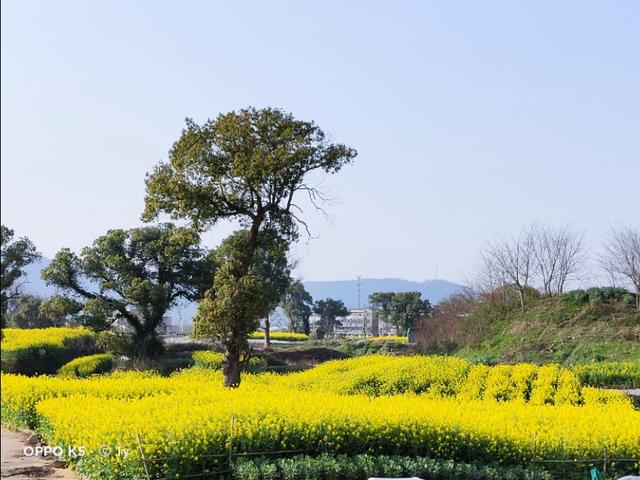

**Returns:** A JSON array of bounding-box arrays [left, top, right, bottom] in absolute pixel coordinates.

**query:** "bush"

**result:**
[[96, 331, 136, 356], [58, 354, 115, 378], [192, 351, 267, 372], [567, 287, 634, 304], [572, 361, 640, 388], [1, 327, 97, 375], [232, 454, 553, 480]]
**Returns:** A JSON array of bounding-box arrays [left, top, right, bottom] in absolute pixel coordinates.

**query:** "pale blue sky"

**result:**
[[2, 0, 638, 283]]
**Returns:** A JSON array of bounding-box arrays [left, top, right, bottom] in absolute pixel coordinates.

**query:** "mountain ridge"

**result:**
[[18, 259, 466, 320]]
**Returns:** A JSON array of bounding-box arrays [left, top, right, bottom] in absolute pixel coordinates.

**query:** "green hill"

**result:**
[[421, 288, 640, 366]]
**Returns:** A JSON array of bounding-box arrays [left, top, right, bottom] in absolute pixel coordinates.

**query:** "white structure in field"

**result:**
[[309, 308, 396, 337]]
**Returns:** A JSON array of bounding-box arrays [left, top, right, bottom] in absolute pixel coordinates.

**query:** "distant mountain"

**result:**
[[18, 259, 465, 322], [303, 278, 466, 308]]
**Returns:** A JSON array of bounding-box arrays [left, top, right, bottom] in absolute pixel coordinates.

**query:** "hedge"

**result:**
[[58, 353, 115, 378]]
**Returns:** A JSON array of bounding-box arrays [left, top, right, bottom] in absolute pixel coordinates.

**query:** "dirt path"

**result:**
[[1, 429, 77, 479]]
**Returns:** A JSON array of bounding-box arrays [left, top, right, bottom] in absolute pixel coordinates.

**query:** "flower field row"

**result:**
[[281, 355, 619, 405], [33, 385, 639, 479], [0, 327, 95, 351], [249, 331, 309, 341], [367, 335, 408, 343], [1, 327, 97, 375]]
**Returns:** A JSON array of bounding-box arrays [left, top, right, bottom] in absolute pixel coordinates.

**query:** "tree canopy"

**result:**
[[281, 279, 314, 334], [389, 291, 433, 334], [42, 224, 213, 360], [1, 225, 41, 332], [313, 298, 349, 336], [143, 107, 356, 386]]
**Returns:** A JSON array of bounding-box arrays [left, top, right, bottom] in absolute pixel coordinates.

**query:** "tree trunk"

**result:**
[[222, 346, 242, 388], [372, 311, 379, 336], [517, 288, 525, 312], [302, 315, 310, 335], [264, 315, 271, 348]]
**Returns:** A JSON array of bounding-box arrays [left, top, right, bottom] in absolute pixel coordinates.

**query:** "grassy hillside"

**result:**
[[422, 289, 640, 366]]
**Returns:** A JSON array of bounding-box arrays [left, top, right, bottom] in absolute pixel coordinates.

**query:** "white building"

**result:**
[[309, 308, 395, 337]]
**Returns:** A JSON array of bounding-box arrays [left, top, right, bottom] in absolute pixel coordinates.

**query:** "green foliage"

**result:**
[[192, 350, 266, 372], [281, 279, 314, 334], [389, 291, 433, 332], [5, 295, 52, 329], [312, 298, 349, 336], [1, 327, 97, 375], [231, 454, 553, 480], [143, 107, 356, 386], [1, 225, 41, 333], [369, 291, 432, 333], [95, 331, 136, 356], [42, 224, 213, 359], [58, 353, 114, 378], [572, 361, 640, 388], [565, 287, 634, 304], [39, 295, 110, 330], [142, 107, 357, 240]]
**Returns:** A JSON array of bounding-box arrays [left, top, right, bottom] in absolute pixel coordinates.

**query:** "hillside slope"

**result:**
[[419, 291, 640, 365]]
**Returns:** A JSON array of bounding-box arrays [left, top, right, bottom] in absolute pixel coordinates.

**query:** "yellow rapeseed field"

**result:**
[[1, 354, 639, 479], [1, 327, 94, 351]]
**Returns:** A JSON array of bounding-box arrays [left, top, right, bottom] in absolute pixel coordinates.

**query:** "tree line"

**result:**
[[475, 223, 640, 311]]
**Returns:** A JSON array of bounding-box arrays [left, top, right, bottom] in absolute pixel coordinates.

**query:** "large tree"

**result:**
[[1, 225, 41, 334], [389, 291, 432, 335], [312, 298, 349, 336], [601, 225, 640, 310], [42, 224, 214, 361], [281, 279, 313, 334], [530, 224, 585, 296], [143, 107, 356, 386], [368, 291, 395, 336], [480, 230, 535, 312]]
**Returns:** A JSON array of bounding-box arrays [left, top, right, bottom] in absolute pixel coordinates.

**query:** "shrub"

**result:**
[[232, 454, 553, 480], [96, 331, 136, 356], [58, 354, 115, 378], [1, 327, 96, 375], [192, 351, 266, 372], [567, 287, 633, 304], [572, 361, 640, 388]]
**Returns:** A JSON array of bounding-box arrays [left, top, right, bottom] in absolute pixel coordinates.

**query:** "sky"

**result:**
[[2, 0, 639, 285]]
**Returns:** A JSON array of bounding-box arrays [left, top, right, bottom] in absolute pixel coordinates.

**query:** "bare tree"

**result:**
[[531, 224, 586, 296], [480, 229, 535, 312], [553, 227, 586, 294], [601, 225, 640, 310]]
